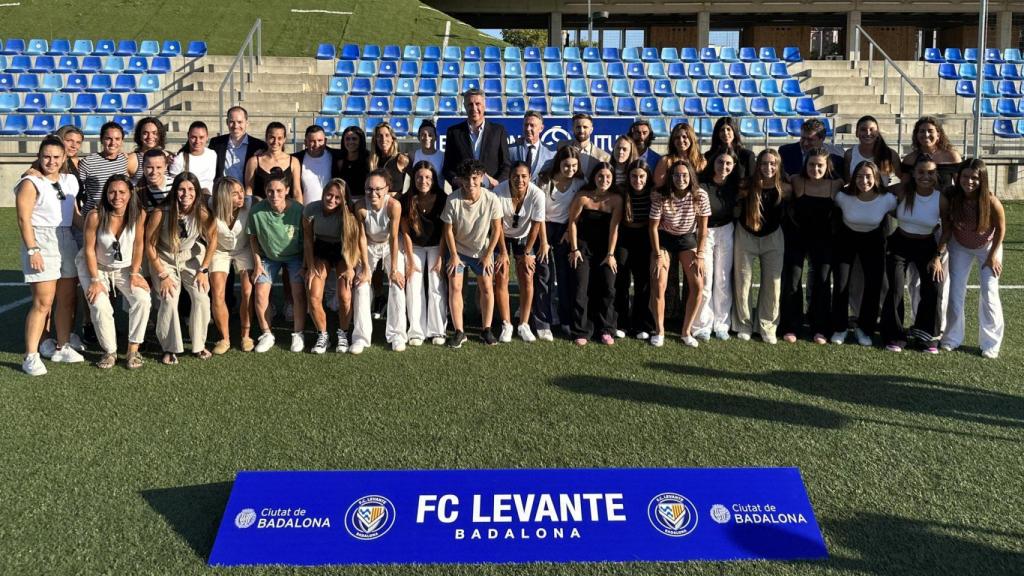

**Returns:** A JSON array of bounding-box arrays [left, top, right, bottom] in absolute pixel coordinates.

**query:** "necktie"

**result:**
[[526, 145, 535, 172]]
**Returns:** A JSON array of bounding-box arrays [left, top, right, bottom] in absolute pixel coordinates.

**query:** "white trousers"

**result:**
[[352, 242, 407, 347], [77, 257, 151, 354], [150, 254, 210, 354], [405, 244, 447, 340], [693, 222, 734, 334], [941, 239, 1003, 354]]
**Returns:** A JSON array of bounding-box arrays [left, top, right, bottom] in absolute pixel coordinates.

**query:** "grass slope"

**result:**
[[0, 204, 1021, 575], [0, 0, 502, 58]]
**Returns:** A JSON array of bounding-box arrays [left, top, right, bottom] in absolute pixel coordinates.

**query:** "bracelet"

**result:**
[[159, 271, 170, 280], [607, 252, 615, 257], [571, 248, 580, 254]]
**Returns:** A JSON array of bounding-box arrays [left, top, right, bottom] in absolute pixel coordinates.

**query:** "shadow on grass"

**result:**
[[648, 363, 1024, 430], [828, 512, 1024, 575], [550, 375, 849, 429], [140, 481, 233, 560]]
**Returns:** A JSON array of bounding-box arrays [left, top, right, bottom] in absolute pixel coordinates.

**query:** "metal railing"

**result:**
[[851, 25, 924, 151], [218, 19, 262, 131]]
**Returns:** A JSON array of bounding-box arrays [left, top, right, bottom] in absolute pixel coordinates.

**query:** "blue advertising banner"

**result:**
[[435, 117, 634, 155], [209, 467, 827, 567]]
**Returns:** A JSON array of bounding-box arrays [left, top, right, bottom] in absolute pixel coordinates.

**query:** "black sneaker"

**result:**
[[446, 330, 467, 349], [480, 327, 498, 346]]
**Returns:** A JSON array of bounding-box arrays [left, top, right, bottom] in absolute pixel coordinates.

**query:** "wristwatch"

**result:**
[[26, 246, 40, 256], [199, 267, 210, 274]]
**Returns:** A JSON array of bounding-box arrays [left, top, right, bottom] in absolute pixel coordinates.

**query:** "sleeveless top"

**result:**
[[96, 219, 136, 270], [848, 147, 892, 187], [158, 208, 201, 263], [215, 197, 252, 256], [896, 190, 940, 235], [625, 187, 651, 226], [952, 200, 996, 249], [18, 174, 78, 228], [577, 208, 612, 254], [382, 155, 407, 196], [900, 158, 959, 190], [701, 176, 738, 228], [739, 187, 784, 237], [364, 202, 391, 245], [252, 161, 293, 200], [793, 194, 834, 239], [404, 192, 446, 247]]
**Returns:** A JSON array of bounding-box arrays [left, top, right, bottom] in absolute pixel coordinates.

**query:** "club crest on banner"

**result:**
[[648, 493, 699, 537], [345, 495, 396, 540]]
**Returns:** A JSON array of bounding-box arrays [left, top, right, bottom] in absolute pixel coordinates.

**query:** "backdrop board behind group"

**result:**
[[435, 117, 636, 155]]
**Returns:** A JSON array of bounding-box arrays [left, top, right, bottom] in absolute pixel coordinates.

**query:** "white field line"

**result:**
[[0, 3, 22, 7], [290, 9, 352, 15], [0, 295, 31, 315]]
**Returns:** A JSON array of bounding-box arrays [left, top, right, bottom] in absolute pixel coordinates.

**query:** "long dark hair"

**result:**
[[97, 174, 140, 236], [624, 158, 653, 224], [947, 158, 994, 233], [340, 125, 368, 162], [902, 153, 937, 214], [406, 160, 444, 237], [739, 149, 785, 232], [165, 171, 205, 254], [708, 117, 745, 157], [133, 116, 167, 152], [911, 116, 953, 153], [842, 160, 884, 197], [542, 145, 584, 184], [855, 115, 895, 175]]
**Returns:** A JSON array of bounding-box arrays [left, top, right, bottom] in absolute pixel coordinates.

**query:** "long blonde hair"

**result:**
[[323, 178, 362, 268], [739, 149, 785, 232], [368, 123, 399, 171], [211, 176, 243, 226]]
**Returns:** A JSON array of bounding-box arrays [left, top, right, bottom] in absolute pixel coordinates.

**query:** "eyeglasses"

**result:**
[[53, 181, 65, 201], [178, 218, 188, 239], [365, 185, 388, 195], [111, 240, 123, 262]]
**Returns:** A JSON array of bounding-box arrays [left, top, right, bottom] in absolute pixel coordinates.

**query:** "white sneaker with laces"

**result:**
[[614, 329, 626, 338], [68, 333, 87, 352], [290, 332, 304, 353], [517, 323, 536, 342], [349, 342, 366, 355], [681, 335, 699, 348], [254, 331, 275, 353], [22, 353, 47, 376], [408, 338, 423, 346], [762, 334, 778, 345], [830, 331, 847, 345], [39, 338, 57, 359], [636, 331, 650, 340], [431, 336, 446, 346], [982, 348, 999, 359], [336, 329, 350, 353], [650, 334, 665, 347], [311, 332, 330, 354], [736, 332, 751, 341], [51, 344, 85, 363], [499, 322, 514, 343], [392, 340, 407, 352], [536, 329, 554, 342], [854, 328, 872, 346]]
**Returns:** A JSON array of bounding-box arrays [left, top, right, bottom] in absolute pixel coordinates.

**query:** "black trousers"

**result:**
[[832, 224, 885, 335], [571, 243, 616, 339], [881, 231, 940, 342], [780, 222, 833, 336], [613, 225, 654, 334]]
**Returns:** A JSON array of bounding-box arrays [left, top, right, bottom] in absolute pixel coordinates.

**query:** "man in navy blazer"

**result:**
[[208, 105, 267, 181], [507, 111, 555, 182], [441, 88, 510, 189], [778, 118, 844, 180]]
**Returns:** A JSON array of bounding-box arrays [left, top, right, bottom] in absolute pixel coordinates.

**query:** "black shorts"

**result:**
[[505, 236, 531, 258], [313, 238, 343, 266], [658, 230, 697, 254]]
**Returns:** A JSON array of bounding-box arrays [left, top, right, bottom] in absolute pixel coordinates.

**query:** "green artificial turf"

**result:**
[[0, 205, 1021, 575]]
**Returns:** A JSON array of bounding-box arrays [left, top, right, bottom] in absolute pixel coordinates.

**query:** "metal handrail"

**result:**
[[850, 25, 924, 151], [217, 19, 263, 133]]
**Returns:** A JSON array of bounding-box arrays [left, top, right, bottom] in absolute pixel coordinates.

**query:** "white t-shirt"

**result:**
[[494, 181, 546, 239], [299, 152, 333, 205], [541, 178, 583, 225], [169, 148, 217, 193], [413, 149, 444, 173], [441, 188, 503, 258], [835, 192, 897, 233]]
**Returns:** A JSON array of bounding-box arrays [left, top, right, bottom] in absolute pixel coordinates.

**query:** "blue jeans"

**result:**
[[257, 255, 304, 285], [533, 221, 571, 330]]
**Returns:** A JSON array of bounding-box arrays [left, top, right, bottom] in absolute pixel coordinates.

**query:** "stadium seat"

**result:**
[[783, 46, 802, 62], [344, 96, 367, 115], [127, 56, 148, 74], [138, 40, 159, 57], [695, 79, 716, 97], [549, 78, 567, 96], [1002, 64, 1022, 81], [73, 56, 98, 75], [749, 62, 770, 79], [772, 97, 796, 116], [102, 56, 125, 74], [585, 62, 604, 78], [443, 45, 461, 62], [70, 40, 93, 57], [461, 78, 480, 93], [394, 60, 417, 78], [582, 47, 601, 62], [964, 48, 979, 63], [390, 117, 410, 136], [998, 80, 1021, 98], [506, 97, 526, 115], [483, 46, 500, 62], [483, 62, 502, 78], [981, 63, 999, 80], [944, 48, 965, 64], [661, 48, 680, 62], [504, 47, 521, 62], [740, 117, 764, 138], [505, 61, 523, 77], [505, 78, 524, 96], [727, 97, 748, 116], [439, 96, 459, 114], [708, 62, 728, 79], [924, 48, 944, 63], [680, 47, 699, 63], [56, 56, 78, 73], [395, 78, 415, 96], [7, 55, 30, 73], [19, 92, 45, 113], [718, 79, 738, 97], [706, 97, 727, 116], [314, 117, 337, 136], [996, 98, 1022, 117], [782, 79, 805, 96], [417, 78, 438, 95], [765, 117, 786, 137], [1005, 48, 1023, 65], [611, 79, 630, 97], [14, 74, 39, 92], [328, 77, 350, 95], [46, 92, 72, 113], [739, 47, 758, 63], [688, 63, 707, 79], [626, 62, 645, 79], [320, 95, 343, 114], [402, 45, 421, 61], [524, 47, 541, 62], [720, 47, 739, 63], [160, 40, 182, 58], [462, 61, 481, 78], [750, 96, 771, 116], [694, 118, 714, 137], [653, 79, 673, 97], [594, 97, 614, 116], [550, 95, 570, 115], [526, 78, 545, 96], [92, 39, 115, 56], [26, 39, 48, 56], [374, 78, 395, 95], [82, 115, 106, 135], [633, 79, 652, 97], [785, 118, 805, 137], [48, 39, 71, 56], [338, 43, 359, 61], [729, 63, 749, 79], [617, 97, 637, 115], [760, 79, 782, 97], [0, 92, 18, 112], [673, 79, 695, 97], [484, 96, 502, 114], [382, 45, 401, 61], [662, 97, 682, 116], [368, 96, 389, 115], [639, 96, 659, 115], [376, 60, 397, 77], [937, 63, 959, 80], [58, 114, 81, 129], [981, 80, 998, 98], [992, 119, 1021, 138], [770, 63, 791, 79], [185, 41, 207, 58], [795, 97, 818, 115], [63, 74, 86, 92], [0, 114, 28, 135], [641, 47, 660, 63], [602, 47, 621, 62], [739, 79, 759, 97], [528, 96, 547, 114], [115, 40, 137, 56], [419, 45, 440, 62], [667, 62, 686, 79], [350, 77, 371, 96], [682, 97, 704, 116], [980, 98, 997, 117], [565, 61, 583, 78], [113, 114, 134, 132], [97, 93, 122, 113], [31, 56, 55, 74], [358, 60, 378, 77], [700, 47, 719, 62], [622, 47, 641, 63], [590, 79, 609, 97], [954, 80, 976, 98], [414, 96, 435, 116], [362, 45, 381, 60], [40, 74, 63, 92], [572, 96, 593, 115], [568, 78, 588, 96], [606, 62, 625, 79], [647, 62, 667, 79], [759, 47, 780, 62], [543, 46, 561, 62], [482, 78, 502, 95], [524, 61, 543, 78], [112, 74, 136, 93], [123, 93, 147, 113]]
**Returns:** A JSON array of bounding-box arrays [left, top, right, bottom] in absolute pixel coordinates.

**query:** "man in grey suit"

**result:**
[[557, 112, 610, 179], [507, 111, 555, 183]]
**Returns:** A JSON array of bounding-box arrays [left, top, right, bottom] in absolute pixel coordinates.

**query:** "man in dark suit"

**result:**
[[778, 118, 844, 180], [507, 110, 555, 182], [208, 105, 268, 182], [293, 124, 347, 204], [441, 88, 509, 189]]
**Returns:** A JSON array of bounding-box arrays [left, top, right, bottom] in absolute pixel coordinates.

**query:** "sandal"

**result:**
[[241, 337, 255, 352], [161, 352, 178, 365], [194, 349, 212, 360], [126, 352, 144, 370], [96, 353, 117, 369], [212, 339, 231, 355]]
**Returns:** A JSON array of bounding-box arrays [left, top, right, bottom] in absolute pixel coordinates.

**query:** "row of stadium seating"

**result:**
[[319, 94, 820, 117], [953, 81, 1024, 100], [327, 77, 805, 98], [0, 55, 173, 75], [0, 114, 135, 136], [924, 47, 1024, 65], [0, 38, 207, 58], [992, 119, 1024, 137], [0, 92, 148, 113], [332, 60, 795, 81], [939, 63, 1024, 82], [0, 73, 162, 93], [971, 98, 1024, 116], [318, 44, 802, 64]]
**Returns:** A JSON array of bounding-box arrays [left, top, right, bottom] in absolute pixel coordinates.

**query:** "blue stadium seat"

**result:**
[[123, 93, 147, 113], [660, 48, 679, 62], [562, 46, 581, 62], [468, 46, 487, 61], [97, 93, 123, 113], [439, 77, 459, 96], [382, 45, 401, 61], [345, 96, 367, 115], [390, 117, 410, 136], [19, 92, 45, 113], [402, 45, 421, 61], [483, 46, 500, 62], [954, 80, 976, 98], [572, 96, 593, 115], [461, 78, 481, 93], [482, 78, 502, 95], [783, 46, 803, 63], [782, 79, 805, 96], [996, 98, 1021, 117], [749, 62, 770, 79], [667, 62, 686, 79], [585, 62, 604, 78], [136, 74, 159, 93], [364, 116, 383, 132], [568, 78, 588, 96], [58, 114, 81, 129], [565, 61, 583, 78], [633, 79, 652, 97], [55, 56, 78, 73], [14, 74, 39, 92], [982, 63, 999, 80], [82, 115, 106, 135], [795, 97, 818, 115], [526, 78, 545, 96], [504, 47, 521, 62], [639, 96, 659, 115], [338, 117, 361, 132], [611, 79, 630, 97], [673, 79, 695, 97], [339, 44, 359, 60], [602, 47, 621, 62], [7, 55, 30, 73], [688, 63, 707, 79], [414, 96, 435, 116], [998, 80, 1021, 98], [71, 40, 93, 57], [653, 79, 673, 97], [548, 78, 567, 96], [594, 97, 614, 116], [527, 96, 547, 114], [484, 96, 502, 114], [729, 63, 749, 79], [462, 61, 481, 78], [739, 47, 759, 63], [368, 96, 389, 115], [505, 97, 525, 115], [682, 97, 704, 116], [964, 48, 979, 63], [770, 63, 791, 79], [185, 41, 207, 58], [524, 61, 543, 78], [524, 47, 541, 62], [505, 61, 523, 77], [328, 77, 350, 95], [420, 61, 440, 78], [759, 47, 780, 62], [720, 47, 739, 63], [582, 47, 601, 62], [625, 62, 647, 79], [113, 114, 134, 132], [349, 77, 371, 96], [378, 60, 397, 77], [102, 56, 125, 74], [399, 60, 419, 78], [314, 117, 337, 136], [992, 119, 1021, 138], [374, 78, 395, 95], [1006, 48, 1023, 65], [772, 97, 796, 116], [321, 95, 343, 114], [92, 39, 115, 56], [46, 92, 71, 113], [641, 47, 659, 63], [112, 74, 136, 93], [0, 114, 28, 134], [706, 97, 727, 116], [740, 117, 764, 138], [727, 98, 748, 116], [590, 79, 609, 96], [138, 40, 159, 57], [695, 79, 716, 97], [616, 97, 637, 115], [765, 117, 786, 137], [40, 74, 63, 92], [443, 45, 461, 62], [71, 93, 97, 113], [785, 118, 805, 137], [622, 47, 641, 63], [48, 39, 70, 56], [606, 62, 625, 79], [662, 97, 682, 116], [481, 61, 500, 78], [26, 39, 48, 56], [115, 40, 137, 56], [358, 60, 378, 77], [924, 48, 944, 63], [543, 46, 561, 62], [542, 61, 562, 78], [550, 95, 570, 115], [423, 45, 441, 62], [417, 78, 438, 95], [395, 78, 415, 96], [160, 40, 182, 58], [937, 63, 960, 80], [980, 98, 997, 117], [362, 45, 381, 60], [647, 62, 667, 79], [0, 92, 18, 112], [1002, 64, 1022, 80], [127, 56, 148, 74], [739, 78, 759, 97], [505, 78, 524, 96], [750, 96, 771, 116], [944, 48, 965, 64], [63, 74, 86, 92], [700, 47, 719, 62], [760, 79, 782, 97], [73, 56, 96, 75], [649, 117, 669, 138], [981, 80, 998, 98], [718, 79, 738, 97], [31, 56, 55, 73], [693, 118, 713, 136]]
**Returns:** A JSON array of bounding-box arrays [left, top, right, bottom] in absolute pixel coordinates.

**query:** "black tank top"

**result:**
[[740, 187, 784, 237], [578, 208, 612, 254], [252, 162, 293, 199]]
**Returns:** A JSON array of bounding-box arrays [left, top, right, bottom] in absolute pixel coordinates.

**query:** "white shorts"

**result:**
[[23, 226, 78, 283], [210, 249, 254, 274]]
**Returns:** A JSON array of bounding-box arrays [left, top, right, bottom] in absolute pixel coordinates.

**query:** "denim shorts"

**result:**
[[257, 255, 304, 285], [454, 252, 494, 276]]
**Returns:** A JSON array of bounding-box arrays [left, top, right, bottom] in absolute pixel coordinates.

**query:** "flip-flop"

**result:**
[[161, 352, 178, 365], [194, 349, 212, 360]]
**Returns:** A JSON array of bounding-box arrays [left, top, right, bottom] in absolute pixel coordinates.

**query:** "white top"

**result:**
[[413, 149, 444, 172], [95, 219, 136, 270], [847, 146, 892, 187], [363, 203, 391, 245], [299, 151, 333, 205], [16, 174, 78, 228], [169, 148, 218, 193], [541, 178, 583, 225], [835, 192, 898, 233], [216, 197, 252, 256], [896, 190, 941, 235], [494, 181, 546, 239]]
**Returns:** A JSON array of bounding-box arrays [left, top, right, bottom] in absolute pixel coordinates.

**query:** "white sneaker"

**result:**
[[517, 323, 536, 342], [51, 344, 85, 363], [392, 340, 406, 352], [408, 338, 423, 347], [693, 329, 711, 342], [336, 329, 350, 353], [290, 332, 304, 353], [499, 322, 513, 343], [854, 328, 872, 346], [830, 331, 847, 345], [681, 335, 699, 348], [254, 331, 275, 353], [536, 329, 554, 342], [22, 353, 46, 376], [940, 343, 954, 352], [736, 332, 751, 341], [650, 334, 664, 347], [284, 304, 294, 322], [762, 334, 778, 345], [636, 331, 650, 340], [39, 338, 57, 359], [614, 329, 626, 338], [431, 336, 446, 346], [349, 342, 366, 355], [311, 332, 330, 354], [982, 348, 999, 359], [68, 333, 87, 352], [714, 329, 731, 341]]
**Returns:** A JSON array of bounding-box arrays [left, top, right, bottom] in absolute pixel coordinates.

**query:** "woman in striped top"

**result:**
[[649, 160, 711, 348], [612, 158, 655, 340], [78, 122, 137, 218], [609, 136, 638, 187]]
